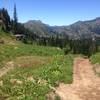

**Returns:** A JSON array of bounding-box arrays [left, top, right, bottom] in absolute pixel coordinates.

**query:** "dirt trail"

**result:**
[[56, 57, 100, 100], [0, 61, 14, 77]]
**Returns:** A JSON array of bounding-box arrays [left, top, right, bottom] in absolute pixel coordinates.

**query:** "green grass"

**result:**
[[0, 43, 63, 68], [0, 54, 73, 100], [90, 52, 100, 64], [90, 52, 100, 76], [0, 29, 16, 43], [0, 29, 62, 68], [0, 29, 73, 99]]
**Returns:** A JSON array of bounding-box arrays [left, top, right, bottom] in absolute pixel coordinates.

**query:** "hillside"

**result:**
[[0, 30, 74, 99], [24, 17, 100, 39], [0, 29, 17, 45], [24, 20, 52, 36], [0, 26, 100, 100], [0, 1, 100, 99]]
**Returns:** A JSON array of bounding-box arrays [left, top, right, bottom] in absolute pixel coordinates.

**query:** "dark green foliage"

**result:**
[[0, 8, 11, 32], [69, 37, 98, 56], [90, 52, 100, 64], [36, 34, 69, 49], [12, 4, 18, 34], [64, 44, 71, 54]]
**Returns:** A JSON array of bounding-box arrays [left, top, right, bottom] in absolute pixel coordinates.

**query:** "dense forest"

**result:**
[[0, 6, 99, 56]]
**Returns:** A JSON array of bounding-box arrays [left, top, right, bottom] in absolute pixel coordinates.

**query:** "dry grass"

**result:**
[[14, 56, 52, 68]]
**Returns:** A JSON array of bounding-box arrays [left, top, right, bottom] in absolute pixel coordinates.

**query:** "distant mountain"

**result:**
[[24, 20, 52, 36], [24, 17, 100, 38]]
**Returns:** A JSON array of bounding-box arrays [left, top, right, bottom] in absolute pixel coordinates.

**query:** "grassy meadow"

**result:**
[[0, 39, 73, 100]]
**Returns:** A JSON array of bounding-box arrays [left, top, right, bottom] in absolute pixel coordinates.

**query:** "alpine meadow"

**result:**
[[0, 0, 100, 100]]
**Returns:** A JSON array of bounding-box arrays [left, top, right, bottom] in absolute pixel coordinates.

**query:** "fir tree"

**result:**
[[13, 4, 18, 34]]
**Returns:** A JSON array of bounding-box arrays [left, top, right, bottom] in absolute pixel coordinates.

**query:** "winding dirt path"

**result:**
[[56, 57, 100, 100]]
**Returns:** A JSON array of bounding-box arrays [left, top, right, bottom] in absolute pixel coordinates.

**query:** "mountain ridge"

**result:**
[[24, 17, 100, 38]]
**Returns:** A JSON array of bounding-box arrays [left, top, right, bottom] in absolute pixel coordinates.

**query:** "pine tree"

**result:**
[[0, 8, 11, 31], [13, 4, 18, 34]]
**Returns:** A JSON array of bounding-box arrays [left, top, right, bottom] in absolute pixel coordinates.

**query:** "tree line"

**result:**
[[0, 6, 98, 56], [0, 4, 30, 36]]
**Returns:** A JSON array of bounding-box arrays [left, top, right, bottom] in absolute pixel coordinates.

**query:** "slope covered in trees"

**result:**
[[0, 6, 100, 56], [0, 8, 11, 32], [24, 18, 100, 37]]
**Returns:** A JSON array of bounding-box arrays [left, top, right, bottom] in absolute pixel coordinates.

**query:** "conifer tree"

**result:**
[[0, 8, 10, 31], [13, 4, 18, 34]]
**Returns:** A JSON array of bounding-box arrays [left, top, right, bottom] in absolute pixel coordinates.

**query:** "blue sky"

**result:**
[[0, 0, 100, 26]]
